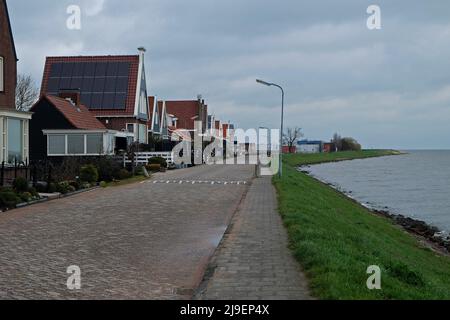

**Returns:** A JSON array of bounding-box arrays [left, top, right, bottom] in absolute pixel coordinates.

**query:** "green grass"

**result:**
[[274, 150, 450, 300]]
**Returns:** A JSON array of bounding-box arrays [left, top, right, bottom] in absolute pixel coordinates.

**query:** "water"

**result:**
[[306, 150, 450, 233]]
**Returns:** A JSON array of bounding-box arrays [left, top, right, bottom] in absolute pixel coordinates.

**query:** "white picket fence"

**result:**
[[123, 152, 175, 166]]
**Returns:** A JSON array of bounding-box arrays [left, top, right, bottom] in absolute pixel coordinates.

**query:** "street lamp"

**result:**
[[256, 79, 285, 178]]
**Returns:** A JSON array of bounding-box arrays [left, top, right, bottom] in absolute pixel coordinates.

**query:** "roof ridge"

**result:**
[[3, 0, 18, 61]]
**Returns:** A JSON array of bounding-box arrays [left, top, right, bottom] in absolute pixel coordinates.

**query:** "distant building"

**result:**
[[297, 140, 323, 154], [282, 146, 297, 154], [323, 142, 336, 153]]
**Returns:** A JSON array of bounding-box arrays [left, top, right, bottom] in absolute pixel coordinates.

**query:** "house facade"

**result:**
[[164, 98, 208, 134], [40, 48, 150, 145], [0, 0, 32, 164], [29, 93, 131, 160]]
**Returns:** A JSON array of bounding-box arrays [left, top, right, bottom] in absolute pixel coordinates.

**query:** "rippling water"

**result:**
[[307, 150, 450, 232]]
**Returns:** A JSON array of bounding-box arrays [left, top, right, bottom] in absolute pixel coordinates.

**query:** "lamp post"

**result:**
[[256, 79, 284, 178]]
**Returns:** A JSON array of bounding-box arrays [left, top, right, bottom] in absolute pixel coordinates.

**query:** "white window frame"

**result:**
[[45, 131, 109, 157]]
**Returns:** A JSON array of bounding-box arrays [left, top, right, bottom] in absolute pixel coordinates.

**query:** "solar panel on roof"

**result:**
[[104, 77, 116, 92], [80, 93, 92, 106], [72, 63, 85, 77], [91, 93, 103, 109], [59, 77, 72, 89], [61, 63, 74, 77], [83, 62, 96, 76], [95, 62, 107, 77], [114, 93, 127, 109], [45, 60, 131, 110], [93, 77, 105, 92], [102, 93, 115, 107], [81, 77, 94, 91], [117, 62, 130, 76], [47, 77, 60, 92], [50, 63, 63, 77], [115, 77, 128, 92], [106, 62, 119, 77], [70, 77, 82, 90]]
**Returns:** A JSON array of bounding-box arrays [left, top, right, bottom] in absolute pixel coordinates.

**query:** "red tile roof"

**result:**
[[165, 100, 202, 130], [40, 55, 139, 117], [31, 95, 106, 130]]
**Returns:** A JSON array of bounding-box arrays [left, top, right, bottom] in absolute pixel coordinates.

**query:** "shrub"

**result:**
[[147, 164, 161, 172], [20, 192, 32, 203], [340, 137, 362, 151], [67, 185, 76, 193], [56, 182, 70, 194], [117, 169, 132, 180], [28, 187, 39, 197], [48, 183, 57, 193], [13, 177, 29, 193], [82, 182, 91, 189], [100, 181, 107, 188], [148, 157, 167, 168], [0, 191, 21, 209], [80, 165, 99, 183], [92, 157, 122, 182], [68, 180, 80, 190]]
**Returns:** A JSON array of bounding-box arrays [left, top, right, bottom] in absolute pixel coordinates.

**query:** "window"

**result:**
[[67, 134, 85, 154], [47, 133, 109, 156], [127, 124, 134, 133], [48, 135, 65, 155], [7, 119, 23, 163], [0, 56, 4, 92], [86, 134, 103, 154], [138, 124, 147, 143]]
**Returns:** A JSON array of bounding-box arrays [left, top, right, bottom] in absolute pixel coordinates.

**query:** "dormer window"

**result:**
[[0, 56, 4, 92]]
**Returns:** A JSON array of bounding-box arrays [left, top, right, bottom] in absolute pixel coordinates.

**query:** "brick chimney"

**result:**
[[58, 90, 80, 106]]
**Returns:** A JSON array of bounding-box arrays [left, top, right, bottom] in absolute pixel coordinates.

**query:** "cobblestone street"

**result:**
[[0, 165, 253, 300]]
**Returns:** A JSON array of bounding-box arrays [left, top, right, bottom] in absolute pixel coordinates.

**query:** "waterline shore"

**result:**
[[301, 168, 450, 254], [274, 150, 450, 299]]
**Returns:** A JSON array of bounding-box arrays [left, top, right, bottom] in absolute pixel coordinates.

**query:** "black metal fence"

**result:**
[[0, 160, 31, 187]]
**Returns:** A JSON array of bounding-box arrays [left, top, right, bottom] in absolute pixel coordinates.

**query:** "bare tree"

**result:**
[[332, 133, 342, 152], [15, 74, 39, 111], [283, 127, 303, 153]]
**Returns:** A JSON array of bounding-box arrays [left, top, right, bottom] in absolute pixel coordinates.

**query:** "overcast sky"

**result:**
[[7, 0, 450, 149]]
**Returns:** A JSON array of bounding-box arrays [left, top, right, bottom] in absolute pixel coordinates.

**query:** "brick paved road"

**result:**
[[0, 165, 253, 300], [196, 177, 311, 300]]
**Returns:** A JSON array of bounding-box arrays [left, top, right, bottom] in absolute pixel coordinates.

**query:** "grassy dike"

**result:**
[[273, 150, 450, 300]]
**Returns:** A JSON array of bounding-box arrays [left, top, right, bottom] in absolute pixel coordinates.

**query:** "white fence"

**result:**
[[123, 152, 175, 166]]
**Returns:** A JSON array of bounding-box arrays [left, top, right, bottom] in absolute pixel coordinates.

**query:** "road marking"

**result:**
[[149, 180, 250, 186]]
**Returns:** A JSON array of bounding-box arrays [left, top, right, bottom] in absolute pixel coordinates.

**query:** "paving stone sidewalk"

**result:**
[[196, 177, 311, 300]]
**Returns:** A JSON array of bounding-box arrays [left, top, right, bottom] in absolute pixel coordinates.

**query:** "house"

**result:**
[[29, 93, 130, 160], [147, 97, 179, 150], [39, 48, 150, 144], [164, 98, 208, 136], [297, 140, 323, 153], [0, 0, 33, 164]]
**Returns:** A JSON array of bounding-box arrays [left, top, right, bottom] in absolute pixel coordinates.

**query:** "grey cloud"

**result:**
[[8, 0, 450, 148]]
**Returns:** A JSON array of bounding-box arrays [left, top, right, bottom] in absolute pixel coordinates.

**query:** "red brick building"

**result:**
[[0, 0, 33, 164]]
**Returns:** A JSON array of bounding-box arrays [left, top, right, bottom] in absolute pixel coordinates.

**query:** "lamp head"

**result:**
[[256, 79, 272, 86]]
